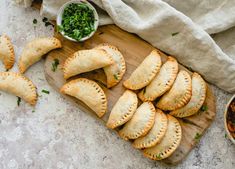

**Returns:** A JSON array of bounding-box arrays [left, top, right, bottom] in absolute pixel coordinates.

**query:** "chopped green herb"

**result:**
[[113, 74, 118, 80], [42, 17, 48, 22], [51, 58, 60, 72], [45, 22, 53, 27], [32, 110, 35, 113], [33, 19, 37, 24], [17, 97, 21, 106], [143, 87, 146, 94], [42, 17, 53, 27], [172, 32, 179, 36], [194, 132, 202, 141], [42, 89, 50, 94], [200, 105, 208, 111], [59, 3, 96, 41], [187, 67, 193, 72], [225, 133, 228, 139]]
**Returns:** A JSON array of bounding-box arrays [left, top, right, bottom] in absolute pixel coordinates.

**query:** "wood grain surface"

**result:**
[[44, 25, 216, 165]]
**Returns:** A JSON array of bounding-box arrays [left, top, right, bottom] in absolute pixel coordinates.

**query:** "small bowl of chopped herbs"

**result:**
[[224, 95, 235, 144], [57, 0, 98, 42]]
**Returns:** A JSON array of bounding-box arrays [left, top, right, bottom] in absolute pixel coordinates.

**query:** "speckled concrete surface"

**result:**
[[0, 1, 234, 169]]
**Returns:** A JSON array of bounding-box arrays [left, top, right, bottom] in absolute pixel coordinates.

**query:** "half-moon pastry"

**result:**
[[123, 50, 162, 90], [119, 102, 156, 140], [156, 70, 192, 111], [133, 109, 168, 149], [143, 115, 182, 160], [138, 56, 178, 101], [0, 72, 37, 105], [96, 44, 126, 88], [170, 72, 207, 118], [106, 90, 138, 129], [0, 34, 15, 70], [18, 37, 62, 73], [60, 78, 107, 117], [63, 49, 114, 79]]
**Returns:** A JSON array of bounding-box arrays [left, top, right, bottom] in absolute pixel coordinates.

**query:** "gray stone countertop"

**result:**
[[0, 1, 234, 169]]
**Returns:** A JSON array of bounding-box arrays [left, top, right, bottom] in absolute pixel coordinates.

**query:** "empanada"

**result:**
[[0, 34, 15, 70], [106, 90, 138, 129], [138, 57, 178, 101], [63, 49, 114, 79], [143, 115, 182, 160], [60, 78, 107, 117], [96, 44, 126, 88], [133, 109, 168, 149], [119, 102, 156, 140], [156, 70, 192, 111], [170, 73, 207, 118], [18, 37, 62, 73], [0, 72, 37, 105], [123, 50, 162, 90]]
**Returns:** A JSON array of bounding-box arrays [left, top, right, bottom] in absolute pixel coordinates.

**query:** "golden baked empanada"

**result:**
[[96, 44, 126, 88], [123, 50, 161, 90], [106, 90, 138, 129], [138, 57, 178, 101], [133, 109, 168, 149], [63, 49, 114, 79], [156, 70, 192, 111], [0, 34, 15, 70], [18, 37, 62, 73], [119, 102, 156, 140], [170, 73, 207, 118], [143, 115, 182, 160], [60, 78, 107, 117], [0, 72, 37, 105]]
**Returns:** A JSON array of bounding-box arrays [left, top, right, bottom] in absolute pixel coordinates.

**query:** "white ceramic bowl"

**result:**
[[56, 0, 99, 42], [224, 95, 235, 144]]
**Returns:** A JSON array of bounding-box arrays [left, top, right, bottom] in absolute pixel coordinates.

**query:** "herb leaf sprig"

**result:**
[[42, 89, 50, 94], [59, 3, 95, 41], [51, 58, 60, 72]]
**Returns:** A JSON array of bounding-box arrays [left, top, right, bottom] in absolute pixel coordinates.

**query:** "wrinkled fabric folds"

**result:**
[[17, 0, 235, 92]]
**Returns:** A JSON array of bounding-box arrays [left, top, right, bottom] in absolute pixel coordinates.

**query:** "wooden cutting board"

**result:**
[[44, 25, 216, 165]]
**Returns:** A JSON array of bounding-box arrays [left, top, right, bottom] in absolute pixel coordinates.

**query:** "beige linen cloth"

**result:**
[[15, 0, 235, 93]]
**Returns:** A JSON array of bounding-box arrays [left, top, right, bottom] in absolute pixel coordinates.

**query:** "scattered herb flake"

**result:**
[[33, 18, 37, 24], [187, 67, 193, 72], [143, 87, 146, 94], [17, 97, 21, 106], [113, 74, 118, 80], [51, 58, 60, 72], [45, 22, 53, 27], [194, 132, 202, 141], [172, 32, 179, 36], [200, 105, 208, 111], [42, 17, 48, 22], [32, 110, 35, 113], [225, 133, 228, 139], [42, 89, 50, 94], [59, 3, 96, 41], [98, 32, 104, 35]]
